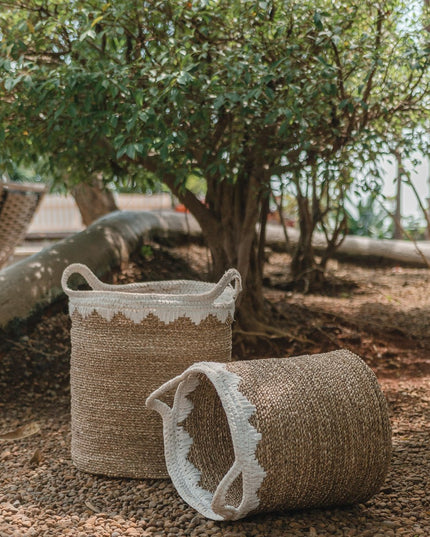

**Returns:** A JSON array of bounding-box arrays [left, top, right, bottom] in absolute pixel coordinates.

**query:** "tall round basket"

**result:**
[[147, 350, 392, 520], [62, 263, 241, 479]]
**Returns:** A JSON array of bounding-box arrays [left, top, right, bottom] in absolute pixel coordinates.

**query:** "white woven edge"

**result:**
[[146, 362, 266, 521], [63, 265, 241, 325], [68, 294, 235, 325]]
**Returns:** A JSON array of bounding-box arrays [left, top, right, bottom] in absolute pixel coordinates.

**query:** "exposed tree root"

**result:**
[[233, 311, 313, 348], [234, 328, 311, 343], [308, 322, 339, 346]]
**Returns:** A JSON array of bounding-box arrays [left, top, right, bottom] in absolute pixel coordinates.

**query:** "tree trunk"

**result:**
[[72, 174, 119, 226], [290, 193, 324, 291], [163, 169, 274, 332], [203, 175, 267, 330], [425, 154, 430, 239], [394, 150, 403, 240]]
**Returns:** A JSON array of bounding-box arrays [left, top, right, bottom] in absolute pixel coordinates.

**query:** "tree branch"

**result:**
[[330, 39, 346, 101], [360, 6, 384, 128], [136, 154, 217, 229]]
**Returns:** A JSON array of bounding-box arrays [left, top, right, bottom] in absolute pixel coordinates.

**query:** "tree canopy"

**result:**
[[1, 0, 429, 325]]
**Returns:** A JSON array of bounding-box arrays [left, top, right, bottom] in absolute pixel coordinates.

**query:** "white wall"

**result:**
[[28, 193, 173, 234], [380, 154, 429, 217]]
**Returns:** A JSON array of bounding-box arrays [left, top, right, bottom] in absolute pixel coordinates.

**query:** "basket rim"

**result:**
[[62, 263, 241, 304], [65, 279, 235, 302], [146, 362, 266, 521]]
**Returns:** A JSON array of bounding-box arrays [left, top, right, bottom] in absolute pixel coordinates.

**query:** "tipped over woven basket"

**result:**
[[147, 350, 392, 520], [62, 263, 241, 479]]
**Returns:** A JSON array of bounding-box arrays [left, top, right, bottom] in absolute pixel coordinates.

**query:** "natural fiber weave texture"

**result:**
[[147, 350, 392, 520], [0, 182, 45, 267], [63, 264, 241, 478]]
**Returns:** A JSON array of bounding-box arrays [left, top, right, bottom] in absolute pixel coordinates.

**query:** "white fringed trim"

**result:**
[[146, 362, 267, 521], [68, 297, 235, 325]]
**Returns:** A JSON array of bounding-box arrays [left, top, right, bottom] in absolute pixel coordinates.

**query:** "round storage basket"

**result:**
[[147, 350, 392, 520], [62, 263, 241, 479]]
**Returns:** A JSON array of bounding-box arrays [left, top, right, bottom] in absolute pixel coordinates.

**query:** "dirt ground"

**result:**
[[0, 243, 429, 536]]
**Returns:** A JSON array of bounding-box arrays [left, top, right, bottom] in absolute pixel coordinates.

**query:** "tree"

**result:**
[[270, 0, 430, 288], [393, 149, 404, 239], [71, 173, 119, 226], [1, 0, 429, 326]]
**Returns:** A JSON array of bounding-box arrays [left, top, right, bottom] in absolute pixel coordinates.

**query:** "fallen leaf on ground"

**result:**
[[1, 450, 11, 460], [29, 448, 43, 466], [0, 422, 40, 441]]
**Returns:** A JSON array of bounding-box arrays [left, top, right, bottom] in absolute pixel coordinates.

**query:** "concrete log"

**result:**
[[265, 224, 430, 265], [0, 210, 200, 329], [1, 209, 429, 329]]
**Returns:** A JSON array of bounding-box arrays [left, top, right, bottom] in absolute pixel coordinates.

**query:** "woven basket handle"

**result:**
[[62, 263, 242, 302], [211, 460, 243, 519], [206, 269, 242, 302], [61, 263, 112, 296], [146, 370, 188, 419]]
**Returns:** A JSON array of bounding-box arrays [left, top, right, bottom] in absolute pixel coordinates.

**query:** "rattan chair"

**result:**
[[0, 181, 46, 268]]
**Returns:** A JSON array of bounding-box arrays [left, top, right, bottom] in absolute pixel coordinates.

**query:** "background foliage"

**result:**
[[1, 0, 430, 316]]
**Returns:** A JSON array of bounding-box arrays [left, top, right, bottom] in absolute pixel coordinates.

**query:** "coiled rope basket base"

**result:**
[[62, 264, 241, 479], [147, 350, 392, 520]]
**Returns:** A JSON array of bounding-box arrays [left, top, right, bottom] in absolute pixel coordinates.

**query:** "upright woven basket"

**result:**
[[147, 350, 392, 520], [62, 263, 241, 479], [0, 181, 45, 267]]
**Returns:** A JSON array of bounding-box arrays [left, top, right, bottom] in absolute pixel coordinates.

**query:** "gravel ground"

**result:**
[[1, 248, 429, 536], [0, 378, 429, 537]]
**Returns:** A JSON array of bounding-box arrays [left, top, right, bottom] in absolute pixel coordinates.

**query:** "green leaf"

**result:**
[[213, 95, 225, 109], [177, 71, 193, 85], [278, 120, 290, 136], [160, 143, 169, 161], [113, 134, 126, 150], [91, 15, 104, 28], [225, 92, 241, 103], [314, 11, 323, 31], [134, 143, 144, 154], [135, 91, 144, 107], [126, 143, 136, 159], [4, 78, 15, 91], [116, 145, 128, 159], [126, 115, 137, 132], [264, 87, 275, 99], [79, 29, 96, 42]]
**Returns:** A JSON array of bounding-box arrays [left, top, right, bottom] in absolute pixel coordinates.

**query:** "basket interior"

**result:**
[[183, 374, 243, 508], [118, 281, 210, 295]]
